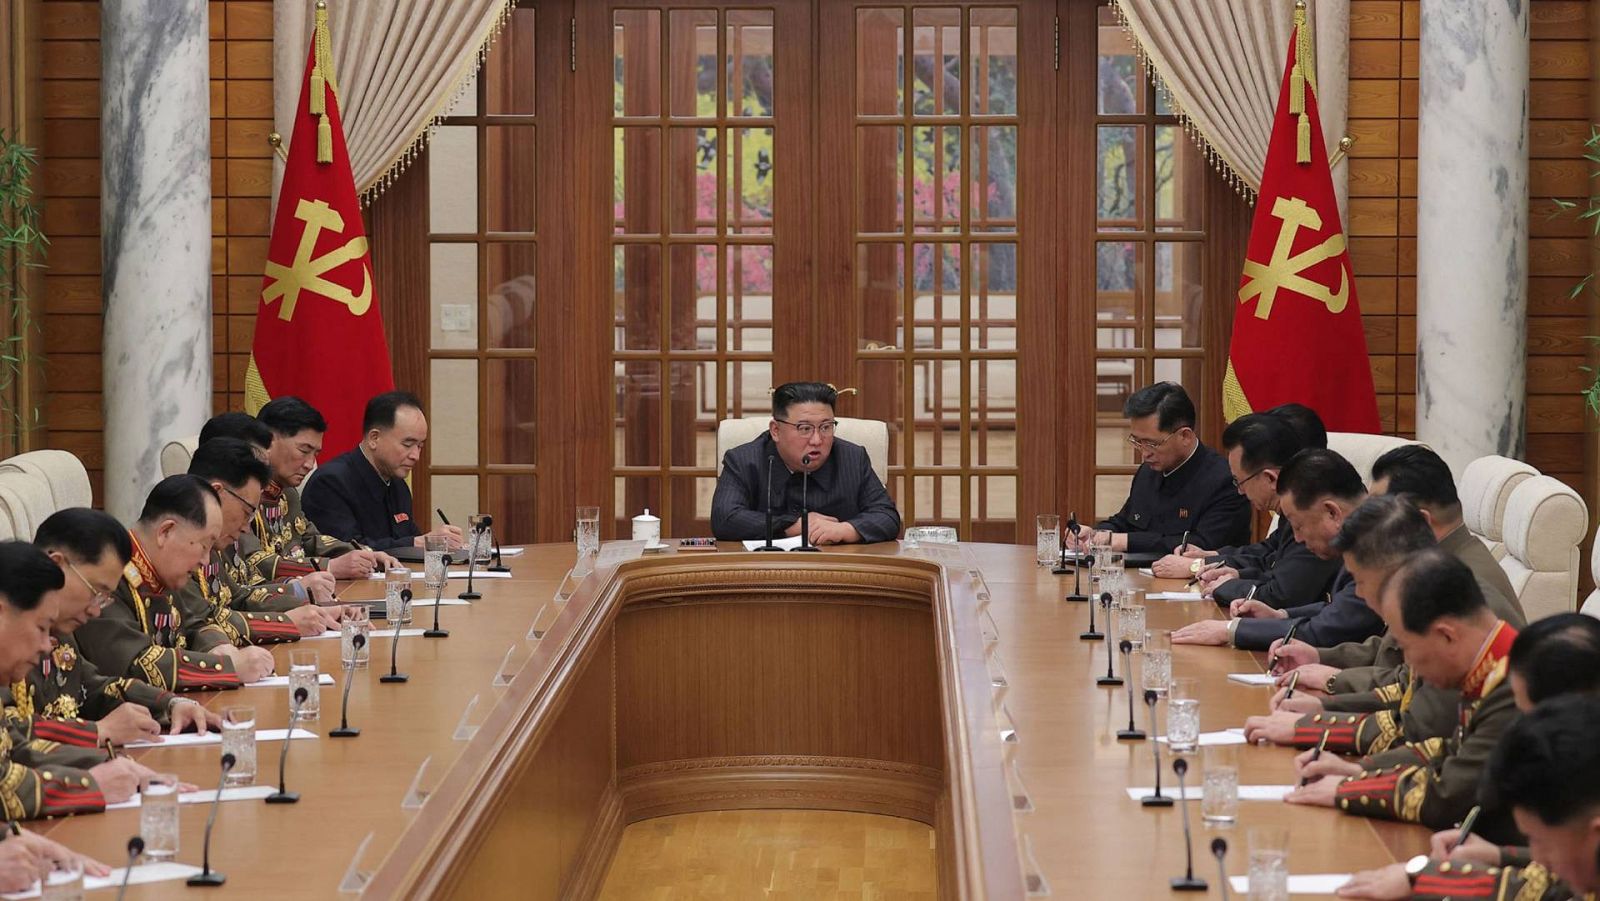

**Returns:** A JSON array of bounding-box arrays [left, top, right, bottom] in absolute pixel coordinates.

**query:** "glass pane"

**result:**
[[969, 359, 1016, 467], [431, 475, 479, 529], [912, 8, 961, 116], [727, 10, 774, 117], [854, 358, 904, 468], [912, 243, 961, 351], [912, 359, 961, 468], [1155, 125, 1203, 232], [614, 9, 662, 117], [614, 127, 661, 234], [486, 474, 536, 545], [1096, 241, 1140, 349], [857, 126, 905, 234], [429, 243, 478, 351], [1096, 357, 1141, 467], [970, 8, 1017, 116], [974, 474, 1016, 524], [669, 126, 718, 235], [913, 124, 961, 233], [669, 9, 718, 118], [672, 476, 718, 528], [485, 7, 535, 115], [669, 360, 717, 468], [857, 243, 904, 350], [614, 360, 661, 466], [486, 243, 536, 350], [1097, 125, 1141, 229], [669, 244, 717, 352], [428, 126, 477, 233], [1153, 357, 1205, 391], [971, 125, 1017, 232], [429, 359, 478, 466], [726, 245, 774, 353], [913, 474, 962, 522], [1097, 7, 1143, 115], [614, 476, 662, 536], [1154, 242, 1203, 349], [613, 244, 661, 351], [485, 126, 536, 233], [727, 127, 774, 234], [725, 360, 772, 419], [485, 358, 536, 465], [969, 243, 1017, 351], [856, 8, 904, 116], [1095, 474, 1128, 522]]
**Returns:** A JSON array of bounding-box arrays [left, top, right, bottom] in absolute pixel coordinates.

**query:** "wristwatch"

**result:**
[[1190, 559, 1205, 575], [1404, 853, 1430, 882], [166, 696, 200, 716], [1324, 673, 1339, 694]]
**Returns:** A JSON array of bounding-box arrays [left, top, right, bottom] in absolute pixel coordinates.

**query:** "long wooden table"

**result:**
[[32, 542, 1428, 898]]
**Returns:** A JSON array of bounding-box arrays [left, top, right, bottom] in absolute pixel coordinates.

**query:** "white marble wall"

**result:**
[[1415, 0, 1528, 473], [101, 0, 213, 522], [1313, 0, 1352, 225]]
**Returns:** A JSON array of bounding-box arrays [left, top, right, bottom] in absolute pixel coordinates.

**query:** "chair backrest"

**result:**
[[160, 435, 200, 479], [1580, 536, 1600, 618], [1458, 455, 1538, 561], [1500, 475, 1589, 622], [0, 468, 56, 541], [715, 418, 890, 486], [1325, 432, 1420, 487], [0, 449, 93, 513]]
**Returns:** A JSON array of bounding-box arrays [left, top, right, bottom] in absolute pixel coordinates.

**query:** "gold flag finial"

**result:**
[[266, 132, 288, 162]]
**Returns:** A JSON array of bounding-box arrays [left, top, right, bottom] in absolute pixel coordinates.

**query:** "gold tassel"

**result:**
[[309, 72, 325, 115], [1292, 0, 1316, 164], [317, 115, 333, 163], [1297, 114, 1311, 163]]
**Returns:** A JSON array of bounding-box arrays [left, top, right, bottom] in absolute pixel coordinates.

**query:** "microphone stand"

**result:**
[[424, 578, 449, 639], [459, 528, 483, 600], [1116, 642, 1145, 740], [1170, 758, 1208, 890], [381, 592, 410, 683], [1065, 514, 1088, 602], [116, 837, 144, 901], [1212, 839, 1231, 901], [1097, 597, 1123, 685], [265, 688, 307, 804], [1053, 512, 1079, 576], [755, 455, 783, 552], [187, 753, 236, 886], [330, 633, 365, 737], [1080, 590, 1106, 641], [485, 513, 509, 572], [1140, 691, 1173, 806], [793, 456, 819, 552]]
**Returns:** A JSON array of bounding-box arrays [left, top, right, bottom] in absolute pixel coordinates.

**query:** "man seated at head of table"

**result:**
[[710, 381, 901, 546], [1068, 381, 1251, 555], [1172, 449, 1385, 651], [300, 391, 466, 553]]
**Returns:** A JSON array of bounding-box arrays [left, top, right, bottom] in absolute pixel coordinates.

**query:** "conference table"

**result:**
[[31, 541, 1430, 898]]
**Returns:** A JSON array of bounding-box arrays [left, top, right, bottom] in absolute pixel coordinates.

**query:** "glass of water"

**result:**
[[42, 857, 83, 901], [1035, 514, 1060, 566], [1167, 677, 1201, 752], [139, 772, 180, 859], [288, 649, 320, 721], [1247, 825, 1289, 901], [1117, 598, 1146, 648], [221, 706, 257, 787], [423, 535, 448, 595], [341, 605, 371, 670], [576, 505, 601, 559], [1201, 744, 1240, 825], [467, 513, 488, 561], [1142, 629, 1173, 696], [385, 566, 413, 624]]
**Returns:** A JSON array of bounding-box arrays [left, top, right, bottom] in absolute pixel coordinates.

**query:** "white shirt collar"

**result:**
[[1162, 441, 1200, 478]]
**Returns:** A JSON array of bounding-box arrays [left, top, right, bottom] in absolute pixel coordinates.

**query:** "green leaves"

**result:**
[[0, 130, 46, 448]]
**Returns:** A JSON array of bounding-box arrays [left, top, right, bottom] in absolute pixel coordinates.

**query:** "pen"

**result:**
[[436, 509, 451, 527], [1283, 670, 1300, 700], [1185, 561, 1220, 591], [1300, 730, 1331, 787], [1452, 805, 1483, 850], [101, 737, 119, 760], [1269, 617, 1302, 674], [1178, 530, 1190, 555]]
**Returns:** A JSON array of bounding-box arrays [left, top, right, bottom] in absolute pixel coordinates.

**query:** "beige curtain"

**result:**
[[1112, 0, 1349, 214], [272, 0, 512, 205]]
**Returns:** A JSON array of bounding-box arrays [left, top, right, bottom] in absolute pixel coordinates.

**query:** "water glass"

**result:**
[[576, 506, 601, 559], [385, 567, 413, 624], [138, 772, 180, 859], [1201, 744, 1240, 825], [423, 535, 448, 594], [42, 857, 83, 901], [341, 605, 371, 670], [288, 649, 320, 721], [1167, 677, 1201, 752], [467, 513, 489, 561], [1117, 600, 1146, 648], [1035, 514, 1060, 566], [1142, 629, 1173, 696], [1247, 825, 1290, 901], [221, 706, 257, 787]]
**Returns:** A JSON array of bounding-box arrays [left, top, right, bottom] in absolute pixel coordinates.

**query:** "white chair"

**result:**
[[1499, 475, 1589, 622], [715, 417, 890, 486], [0, 469, 56, 541], [1578, 537, 1600, 618], [160, 435, 200, 478], [0, 449, 92, 513], [1326, 432, 1420, 487], [1458, 455, 1539, 561]]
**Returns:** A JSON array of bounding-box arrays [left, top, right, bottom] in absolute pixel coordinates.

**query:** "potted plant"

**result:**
[[0, 129, 44, 454]]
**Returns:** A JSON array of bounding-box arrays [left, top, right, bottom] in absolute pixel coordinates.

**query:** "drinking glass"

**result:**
[[423, 535, 448, 594], [341, 605, 371, 670], [1035, 514, 1060, 566], [138, 772, 180, 859], [467, 513, 489, 561], [42, 857, 83, 901], [1201, 744, 1240, 825], [1247, 825, 1290, 901], [221, 706, 257, 787], [1141, 629, 1173, 696], [1117, 596, 1146, 649], [288, 649, 320, 722], [1166, 677, 1201, 752], [385, 566, 413, 624], [1088, 531, 1111, 587], [576, 506, 601, 559]]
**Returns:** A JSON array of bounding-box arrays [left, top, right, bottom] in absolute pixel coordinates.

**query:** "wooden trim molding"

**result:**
[[617, 756, 943, 824]]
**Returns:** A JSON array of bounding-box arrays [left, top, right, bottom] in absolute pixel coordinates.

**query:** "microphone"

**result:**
[[1116, 641, 1145, 740], [1064, 512, 1088, 601], [330, 632, 365, 738], [265, 688, 307, 804], [459, 522, 484, 600], [1097, 595, 1122, 685], [1080, 590, 1106, 641], [116, 836, 144, 901], [1169, 758, 1207, 890], [754, 455, 782, 552], [1053, 511, 1079, 575], [1140, 691, 1173, 806], [485, 514, 509, 573], [793, 453, 819, 552], [424, 574, 449, 639], [381, 592, 410, 683], [1212, 839, 1231, 901], [186, 753, 235, 886]]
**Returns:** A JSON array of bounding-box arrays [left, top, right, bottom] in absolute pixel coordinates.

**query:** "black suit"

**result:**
[[300, 449, 421, 552], [711, 434, 901, 543], [1210, 517, 1343, 610], [1231, 567, 1385, 651], [1096, 442, 1251, 555]]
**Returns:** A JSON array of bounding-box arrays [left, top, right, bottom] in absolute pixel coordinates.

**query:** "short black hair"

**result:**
[[362, 391, 425, 434], [138, 474, 220, 528], [199, 412, 273, 451], [1276, 449, 1366, 509], [0, 540, 66, 612], [1384, 547, 1489, 634], [1329, 494, 1437, 570], [257, 396, 328, 438], [1509, 613, 1600, 705], [771, 382, 838, 420], [34, 508, 132, 566], [188, 438, 272, 490], [1265, 403, 1328, 450], [1123, 382, 1195, 432], [1221, 413, 1303, 471], [1485, 694, 1600, 826], [1371, 445, 1461, 513]]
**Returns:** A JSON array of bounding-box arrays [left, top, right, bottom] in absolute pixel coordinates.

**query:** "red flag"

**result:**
[[245, 6, 393, 456], [1224, 17, 1380, 433]]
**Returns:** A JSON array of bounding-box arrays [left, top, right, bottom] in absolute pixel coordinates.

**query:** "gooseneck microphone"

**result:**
[[425, 574, 449, 639], [266, 688, 307, 804], [1140, 691, 1173, 807], [1080, 590, 1106, 641], [1116, 641, 1145, 740], [381, 592, 410, 683], [459, 522, 484, 601], [116, 836, 144, 900], [1065, 512, 1088, 602], [1212, 838, 1231, 901], [187, 753, 236, 886], [793, 453, 820, 552], [1170, 758, 1208, 890], [1098, 597, 1123, 685], [330, 633, 365, 738], [755, 455, 783, 552], [486, 513, 509, 573]]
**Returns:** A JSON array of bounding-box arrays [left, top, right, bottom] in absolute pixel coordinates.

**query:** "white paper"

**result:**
[[304, 628, 427, 641], [742, 536, 805, 551], [1124, 785, 1296, 802], [496, 547, 526, 557], [1138, 568, 1155, 576], [1, 863, 205, 898], [1156, 730, 1247, 747], [106, 785, 278, 811], [364, 570, 513, 581], [411, 597, 471, 607], [1229, 875, 1353, 895], [243, 674, 336, 688], [1148, 591, 1205, 601], [124, 728, 316, 749], [1227, 673, 1278, 686]]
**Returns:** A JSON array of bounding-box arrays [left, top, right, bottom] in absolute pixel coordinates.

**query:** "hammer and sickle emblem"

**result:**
[[1237, 196, 1349, 320], [261, 198, 373, 322]]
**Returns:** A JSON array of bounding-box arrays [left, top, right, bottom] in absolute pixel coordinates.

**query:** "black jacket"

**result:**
[[299, 449, 421, 552], [711, 434, 901, 543], [1096, 442, 1251, 555]]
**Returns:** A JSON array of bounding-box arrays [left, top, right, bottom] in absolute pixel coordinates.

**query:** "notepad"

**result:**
[[1229, 874, 1353, 894], [244, 673, 335, 688], [304, 628, 427, 641], [411, 597, 472, 607], [124, 728, 316, 749], [106, 785, 278, 811], [1147, 591, 1206, 601], [1125, 785, 1296, 802], [365, 570, 513, 581], [742, 536, 806, 551], [1, 863, 205, 899], [1155, 730, 1247, 747], [1227, 673, 1278, 686]]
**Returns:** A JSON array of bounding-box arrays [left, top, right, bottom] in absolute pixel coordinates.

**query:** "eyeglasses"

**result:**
[[1126, 431, 1179, 453], [775, 418, 838, 438], [1232, 468, 1272, 490], [66, 560, 117, 611], [218, 484, 258, 518]]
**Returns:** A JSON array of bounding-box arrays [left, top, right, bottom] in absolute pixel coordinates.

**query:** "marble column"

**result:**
[[101, 0, 213, 522], [1415, 0, 1528, 473]]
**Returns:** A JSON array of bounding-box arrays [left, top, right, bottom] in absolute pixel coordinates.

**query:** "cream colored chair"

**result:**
[[1499, 475, 1589, 622], [160, 435, 200, 478], [715, 417, 890, 486], [0, 449, 93, 513], [0, 469, 56, 541], [1325, 432, 1420, 487], [1578, 537, 1600, 618], [1458, 455, 1539, 561]]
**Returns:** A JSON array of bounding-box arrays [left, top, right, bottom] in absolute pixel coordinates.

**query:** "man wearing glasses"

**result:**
[[1072, 382, 1250, 557], [711, 382, 901, 545]]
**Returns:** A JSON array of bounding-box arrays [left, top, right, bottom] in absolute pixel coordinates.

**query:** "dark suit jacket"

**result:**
[[1231, 566, 1385, 652], [300, 448, 421, 552], [1211, 517, 1342, 610], [1096, 442, 1251, 554], [711, 433, 901, 543]]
